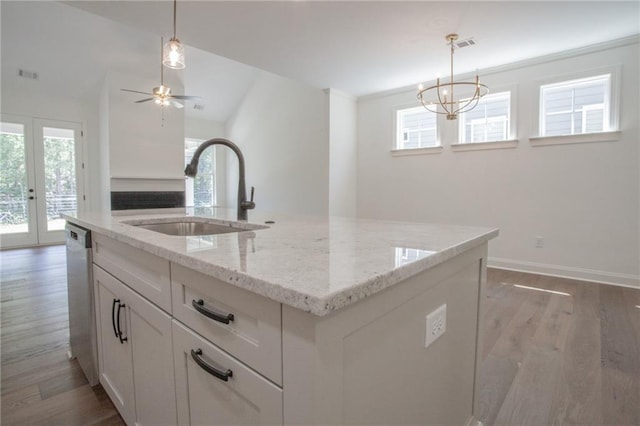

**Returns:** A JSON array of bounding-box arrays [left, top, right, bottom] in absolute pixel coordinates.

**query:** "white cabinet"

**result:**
[[171, 263, 282, 385], [94, 265, 177, 425], [172, 320, 283, 426], [88, 231, 488, 426], [93, 233, 172, 312], [95, 266, 135, 423]]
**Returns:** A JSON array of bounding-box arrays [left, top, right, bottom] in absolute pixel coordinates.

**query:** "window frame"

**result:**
[[392, 104, 441, 154], [532, 65, 621, 146], [184, 137, 216, 208], [458, 90, 513, 144], [539, 73, 611, 137]]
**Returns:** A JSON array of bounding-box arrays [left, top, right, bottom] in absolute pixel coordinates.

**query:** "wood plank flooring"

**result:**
[[477, 269, 640, 426], [1, 245, 123, 425], [1, 245, 639, 425]]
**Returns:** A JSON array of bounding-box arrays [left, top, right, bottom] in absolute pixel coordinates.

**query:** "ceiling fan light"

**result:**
[[153, 85, 171, 96], [163, 38, 185, 69]]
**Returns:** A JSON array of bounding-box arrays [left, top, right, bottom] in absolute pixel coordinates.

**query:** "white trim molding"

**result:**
[[451, 140, 518, 152], [488, 257, 640, 289], [529, 131, 621, 147], [110, 177, 185, 192], [391, 146, 443, 156]]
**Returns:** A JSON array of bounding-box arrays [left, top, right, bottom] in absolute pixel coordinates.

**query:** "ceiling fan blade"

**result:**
[[135, 98, 155, 103], [169, 100, 184, 109], [121, 88, 154, 96], [171, 95, 202, 100]]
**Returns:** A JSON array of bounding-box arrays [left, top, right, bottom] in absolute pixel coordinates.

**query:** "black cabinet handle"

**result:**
[[192, 299, 234, 324], [191, 348, 233, 382], [111, 299, 119, 338], [116, 301, 127, 344]]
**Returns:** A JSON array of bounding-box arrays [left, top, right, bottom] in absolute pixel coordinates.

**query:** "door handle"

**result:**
[[28, 196, 34, 200]]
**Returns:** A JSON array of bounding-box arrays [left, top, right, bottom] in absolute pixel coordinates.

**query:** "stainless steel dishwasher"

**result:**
[[65, 223, 99, 386]]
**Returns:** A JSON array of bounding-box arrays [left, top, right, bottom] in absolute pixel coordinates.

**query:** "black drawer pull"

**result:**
[[116, 301, 127, 344], [111, 299, 119, 338], [192, 299, 234, 324], [191, 348, 233, 382]]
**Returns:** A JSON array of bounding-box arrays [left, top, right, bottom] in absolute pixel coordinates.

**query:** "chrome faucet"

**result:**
[[184, 138, 255, 221]]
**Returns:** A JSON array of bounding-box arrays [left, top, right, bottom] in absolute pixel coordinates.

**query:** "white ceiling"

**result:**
[[1, 1, 259, 122], [2, 1, 639, 121]]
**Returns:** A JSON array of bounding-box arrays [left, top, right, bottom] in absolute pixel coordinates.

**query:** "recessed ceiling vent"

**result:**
[[454, 38, 476, 49], [18, 69, 38, 80], [193, 104, 205, 110]]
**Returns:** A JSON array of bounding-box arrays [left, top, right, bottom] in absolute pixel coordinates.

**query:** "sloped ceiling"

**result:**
[[69, 1, 640, 96], [2, 1, 638, 123]]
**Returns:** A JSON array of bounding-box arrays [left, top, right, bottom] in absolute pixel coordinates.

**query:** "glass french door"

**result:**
[[0, 114, 84, 248]]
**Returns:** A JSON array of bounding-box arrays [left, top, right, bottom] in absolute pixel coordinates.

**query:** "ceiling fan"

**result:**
[[121, 37, 199, 109]]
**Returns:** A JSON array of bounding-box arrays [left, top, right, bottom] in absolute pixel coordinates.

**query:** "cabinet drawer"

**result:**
[[171, 263, 282, 385], [173, 321, 283, 426], [93, 234, 171, 313]]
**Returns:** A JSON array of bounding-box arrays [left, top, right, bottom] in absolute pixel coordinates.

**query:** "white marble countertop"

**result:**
[[64, 208, 498, 316]]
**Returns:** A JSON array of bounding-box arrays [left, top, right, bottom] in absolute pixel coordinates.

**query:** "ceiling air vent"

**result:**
[[18, 69, 38, 80], [193, 104, 205, 111], [454, 38, 476, 49]]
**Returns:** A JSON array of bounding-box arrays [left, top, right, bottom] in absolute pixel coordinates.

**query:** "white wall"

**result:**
[[106, 72, 185, 193], [357, 40, 639, 287], [226, 71, 329, 216], [97, 81, 110, 212], [327, 89, 357, 218]]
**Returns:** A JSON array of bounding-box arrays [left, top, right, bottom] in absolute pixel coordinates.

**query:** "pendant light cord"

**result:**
[[173, 0, 177, 39]]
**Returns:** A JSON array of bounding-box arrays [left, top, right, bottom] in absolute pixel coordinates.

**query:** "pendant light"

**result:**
[[417, 34, 489, 120], [163, 0, 185, 69]]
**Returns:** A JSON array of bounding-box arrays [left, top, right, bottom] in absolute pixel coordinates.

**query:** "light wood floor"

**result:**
[[1, 244, 123, 425], [477, 269, 640, 426], [1, 245, 639, 425]]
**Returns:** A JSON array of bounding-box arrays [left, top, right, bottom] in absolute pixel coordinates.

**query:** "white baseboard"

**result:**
[[488, 257, 640, 289]]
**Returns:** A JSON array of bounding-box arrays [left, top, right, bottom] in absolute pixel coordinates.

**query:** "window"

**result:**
[[540, 74, 610, 137], [459, 91, 511, 143], [396, 106, 438, 149], [185, 138, 216, 207]]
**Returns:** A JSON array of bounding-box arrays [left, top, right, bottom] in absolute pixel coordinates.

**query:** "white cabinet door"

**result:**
[[120, 281, 177, 425], [173, 321, 283, 426], [94, 265, 177, 425], [94, 265, 135, 425]]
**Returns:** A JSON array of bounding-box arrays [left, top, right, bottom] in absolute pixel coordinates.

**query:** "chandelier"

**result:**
[[162, 0, 185, 69], [417, 34, 489, 120]]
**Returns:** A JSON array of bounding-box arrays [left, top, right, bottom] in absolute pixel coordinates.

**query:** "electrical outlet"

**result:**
[[535, 236, 544, 248], [425, 304, 447, 348]]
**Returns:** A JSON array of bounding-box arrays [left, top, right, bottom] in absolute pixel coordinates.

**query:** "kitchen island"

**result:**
[[64, 208, 497, 425]]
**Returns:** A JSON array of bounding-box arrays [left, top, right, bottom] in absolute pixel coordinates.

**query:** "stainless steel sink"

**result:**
[[123, 218, 268, 236]]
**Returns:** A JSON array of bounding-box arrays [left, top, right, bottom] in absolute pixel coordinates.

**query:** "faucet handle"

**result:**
[[241, 186, 256, 211]]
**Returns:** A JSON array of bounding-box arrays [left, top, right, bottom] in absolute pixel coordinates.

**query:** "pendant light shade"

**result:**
[[163, 38, 185, 69], [162, 0, 185, 69]]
